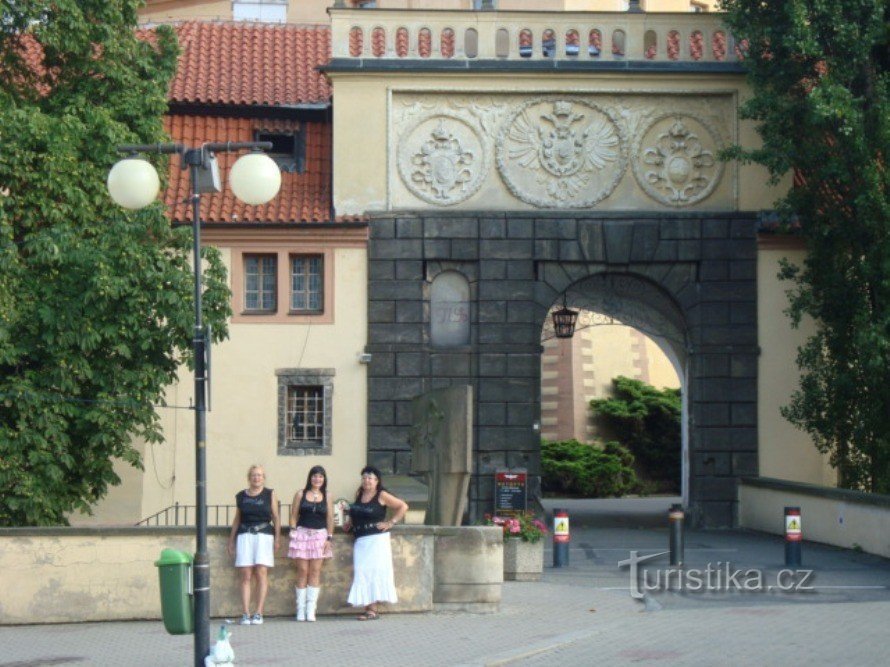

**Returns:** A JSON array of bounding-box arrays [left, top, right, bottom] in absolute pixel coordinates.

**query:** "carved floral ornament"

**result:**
[[496, 99, 628, 209], [397, 114, 488, 206], [632, 114, 724, 206]]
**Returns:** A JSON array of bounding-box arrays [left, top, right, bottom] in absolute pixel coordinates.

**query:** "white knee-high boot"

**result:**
[[306, 586, 320, 622], [295, 587, 307, 621]]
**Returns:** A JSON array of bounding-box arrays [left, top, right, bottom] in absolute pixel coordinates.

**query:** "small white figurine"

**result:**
[[204, 624, 235, 667]]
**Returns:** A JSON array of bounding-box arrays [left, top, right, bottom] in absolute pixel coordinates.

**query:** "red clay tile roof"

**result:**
[[168, 21, 331, 106], [164, 115, 331, 223]]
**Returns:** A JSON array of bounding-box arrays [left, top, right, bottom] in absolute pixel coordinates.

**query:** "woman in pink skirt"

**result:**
[[287, 465, 334, 621]]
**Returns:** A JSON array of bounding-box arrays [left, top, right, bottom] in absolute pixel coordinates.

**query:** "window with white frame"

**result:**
[[244, 254, 277, 312], [290, 255, 323, 312], [277, 369, 334, 455], [233, 1, 287, 23]]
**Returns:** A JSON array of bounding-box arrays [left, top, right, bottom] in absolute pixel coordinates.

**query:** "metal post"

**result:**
[[189, 151, 210, 666], [784, 506, 802, 567], [552, 508, 570, 567], [668, 503, 685, 567]]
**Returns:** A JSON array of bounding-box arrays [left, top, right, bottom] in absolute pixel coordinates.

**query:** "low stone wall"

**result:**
[[739, 476, 890, 558], [0, 525, 502, 625]]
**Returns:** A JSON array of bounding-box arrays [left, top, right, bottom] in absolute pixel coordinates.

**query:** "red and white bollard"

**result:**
[[785, 506, 802, 566], [553, 508, 570, 567]]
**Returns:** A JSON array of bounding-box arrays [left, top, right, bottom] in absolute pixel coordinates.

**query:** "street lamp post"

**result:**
[[108, 142, 280, 666]]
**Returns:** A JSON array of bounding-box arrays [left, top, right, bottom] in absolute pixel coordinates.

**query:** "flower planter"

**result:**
[[503, 538, 543, 581]]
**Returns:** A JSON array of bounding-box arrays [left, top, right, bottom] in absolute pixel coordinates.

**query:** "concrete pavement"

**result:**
[[2, 498, 889, 666]]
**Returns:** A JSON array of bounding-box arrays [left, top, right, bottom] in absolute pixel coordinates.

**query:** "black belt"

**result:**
[[239, 522, 272, 534], [355, 523, 383, 532]]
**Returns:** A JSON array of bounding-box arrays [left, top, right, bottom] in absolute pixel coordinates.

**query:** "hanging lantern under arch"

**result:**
[[551, 295, 578, 339]]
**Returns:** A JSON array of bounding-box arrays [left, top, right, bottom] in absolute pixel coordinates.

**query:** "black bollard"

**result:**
[[785, 506, 802, 567], [668, 503, 685, 567], [552, 508, 570, 567]]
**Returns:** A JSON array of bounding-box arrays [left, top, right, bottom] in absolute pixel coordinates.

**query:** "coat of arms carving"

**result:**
[[497, 99, 627, 208], [397, 114, 487, 206]]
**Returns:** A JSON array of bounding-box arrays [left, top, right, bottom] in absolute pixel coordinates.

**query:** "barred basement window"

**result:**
[[291, 255, 323, 312], [288, 386, 323, 443], [277, 369, 334, 455], [244, 254, 277, 312]]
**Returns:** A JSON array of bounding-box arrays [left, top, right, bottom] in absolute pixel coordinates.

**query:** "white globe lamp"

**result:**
[[229, 151, 281, 205], [107, 157, 160, 209]]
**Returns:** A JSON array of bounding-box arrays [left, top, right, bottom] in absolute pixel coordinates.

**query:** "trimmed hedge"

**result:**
[[542, 439, 641, 498]]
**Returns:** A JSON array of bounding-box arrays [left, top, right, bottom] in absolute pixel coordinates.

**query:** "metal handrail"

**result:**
[[136, 502, 293, 527]]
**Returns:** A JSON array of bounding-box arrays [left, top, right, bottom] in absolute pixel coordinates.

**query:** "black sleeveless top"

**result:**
[[297, 490, 327, 530], [236, 488, 275, 535], [350, 491, 387, 539]]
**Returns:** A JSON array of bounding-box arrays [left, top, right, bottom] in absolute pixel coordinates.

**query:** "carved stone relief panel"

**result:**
[[397, 113, 488, 206], [390, 93, 734, 211], [496, 98, 628, 209], [632, 114, 723, 206]]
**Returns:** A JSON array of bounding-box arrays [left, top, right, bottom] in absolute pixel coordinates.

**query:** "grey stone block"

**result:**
[[368, 352, 395, 376], [370, 239, 423, 260], [507, 219, 534, 238], [369, 261, 395, 280], [425, 217, 478, 239], [506, 261, 535, 280], [630, 222, 660, 261], [479, 354, 506, 376], [559, 240, 584, 261], [478, 403, 507, 426], [535, 218, 577, 240], [423, 239, 451, 258], [730, 302, 757, 326], [731, 452, 758, 476], [693, 452, 731, 476], [731, 402, 757, 426], [480, 239, 533, 260], [396, 217, 423, 238], [480, 218, 505, 239], [396, 301, 424, 323], [396, 352, 424, 377], [507, 355, 539, 378], [370, 280, 423, 300], [534, 238, 559, 260], [660, 219, 701, 240], [730, 354, 758, 378], [507, 403, 535, 426], [702, 218, 729, 239], [699, 281, 756, 302], [577, 219, 605, 261], [369, 377, 424, 401], [730, 218, 758, 239], [697, 501, 734, 528], [430, 353, 471, 377], [604, 220, 634, 264], [369, 323, 423, 345], [479, 280, 533, 301], [395, 401, 413, 426], [396, 260, 424, 280], [368, 450, 395, 472], [652, 240, 678, 262], [477, 451, 507, 474], [700, 325, 756, 346], [481, 261, 507, 280], [695, 476, 738, 502], [368, 401, 395, 426], [451, 239, 479, 260], [394, 450, 413, 474], [370, 219, 395, 239], [479, 300, 507, 323], [699, 260, 729, 281], [369, 300, 396, 323], [507, 301, 536, 323], [368, 426, 412, 451], [730, 260, 756, 281], [478, 377, 537, 402], [694, 402, 730, 426], [678, 239, 701, 261], [694, 354, 730, 378]]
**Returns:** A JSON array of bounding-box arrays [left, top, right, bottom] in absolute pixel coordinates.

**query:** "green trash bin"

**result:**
[[154, 548, 194, 635]]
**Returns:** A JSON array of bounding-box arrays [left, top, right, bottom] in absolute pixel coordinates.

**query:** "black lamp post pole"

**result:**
[[116, 141, 272, 667], [186, 148, 210, 666]]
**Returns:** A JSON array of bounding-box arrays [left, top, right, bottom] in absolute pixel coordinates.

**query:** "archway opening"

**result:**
[[538, 275, 689, 521]]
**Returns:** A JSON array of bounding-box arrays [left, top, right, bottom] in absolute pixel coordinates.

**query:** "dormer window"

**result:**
[[233, 1, 287, 23], [255, 130, 305, 174]]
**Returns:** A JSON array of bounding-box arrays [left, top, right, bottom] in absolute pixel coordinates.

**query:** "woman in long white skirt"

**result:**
[[343, 465, 409, 620]]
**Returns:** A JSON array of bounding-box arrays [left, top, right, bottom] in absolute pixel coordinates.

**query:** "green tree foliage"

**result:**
[[590, 377, 681, 491], [541, 439, 641, 497], [0, 2, 230, 525], [721, 1, 890, 491]]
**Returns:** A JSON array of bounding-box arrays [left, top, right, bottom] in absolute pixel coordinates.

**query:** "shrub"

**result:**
[[590, 377, 681, 491], [541, 439, 641, 497]]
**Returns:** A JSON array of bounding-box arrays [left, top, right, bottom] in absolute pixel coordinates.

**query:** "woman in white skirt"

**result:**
[[343, 465, 409, 620], [287, 465, 334, 621]]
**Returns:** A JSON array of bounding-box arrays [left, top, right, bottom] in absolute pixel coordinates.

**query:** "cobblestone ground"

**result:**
[[3, 499, 889, 666]]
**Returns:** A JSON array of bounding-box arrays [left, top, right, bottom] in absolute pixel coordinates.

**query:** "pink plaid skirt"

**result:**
[[287, 526, 331, 560]]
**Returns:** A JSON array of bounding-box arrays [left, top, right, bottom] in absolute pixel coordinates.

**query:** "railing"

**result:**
[[137, 502, 293, 527], [330, 8, 739, 64]]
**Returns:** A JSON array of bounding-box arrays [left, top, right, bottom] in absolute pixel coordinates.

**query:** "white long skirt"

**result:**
[[347, 533, 398, 606]]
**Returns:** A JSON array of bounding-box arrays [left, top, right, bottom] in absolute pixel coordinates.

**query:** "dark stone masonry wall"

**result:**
[[366, 212, 758, 528]]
